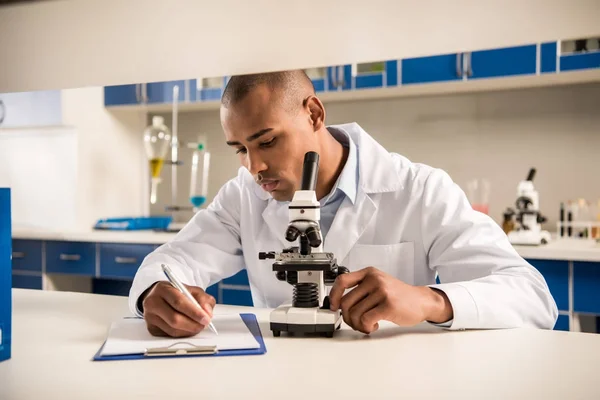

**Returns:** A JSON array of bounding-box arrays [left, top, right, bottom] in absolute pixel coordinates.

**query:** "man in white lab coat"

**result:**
[[130, 70, 558, 337]]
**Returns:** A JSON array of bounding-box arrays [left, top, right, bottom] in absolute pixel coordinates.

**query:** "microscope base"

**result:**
[[270, 305, 342, 338], [508, 229, 551, 246]]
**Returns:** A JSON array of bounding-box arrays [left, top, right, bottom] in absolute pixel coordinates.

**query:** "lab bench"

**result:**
[[10, 230, 600, 333]]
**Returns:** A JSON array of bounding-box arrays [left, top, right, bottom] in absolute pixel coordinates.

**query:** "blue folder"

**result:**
[[93, 313, 266, 361]]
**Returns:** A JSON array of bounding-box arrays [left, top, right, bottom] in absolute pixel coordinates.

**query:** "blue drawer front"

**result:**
[[470, 45, 537, 79], [554, 314, 569, 331], [526, 259, 568, 311], [223, 269, 250, 286], [560, 52, 600, 72], [146, 81, 186, 104], [541, 42, 557, 73], [355, 73, 384, 90], [46, 241, 96, 276], [573, 261, 600, 314], [104, 85, 139, 106], [12, 274, 42, 290], [402, 53, 462, 85], [221, 288, 253, 306], [99, 243, 155, 280], [11, 240, 42, 272]]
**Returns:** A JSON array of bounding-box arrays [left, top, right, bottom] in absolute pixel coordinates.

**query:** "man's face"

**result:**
[[220, 85, 318, 202]]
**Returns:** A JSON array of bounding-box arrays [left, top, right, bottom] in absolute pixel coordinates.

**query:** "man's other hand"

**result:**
[[328, 267, 453, 334]]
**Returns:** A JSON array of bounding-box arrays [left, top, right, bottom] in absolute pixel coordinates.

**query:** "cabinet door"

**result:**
[[221, 287, 253, 306], [146, 80, 187, 104], [327, 65, 352, 91], [573, 261, 600, 314], [12, 274, 42, 290], [0, 90, 62, 128], [401, 53, 462, 85], [541, 42, 558, 73], [11, 240, 42, 273], [189, 77, 227, 102], [104, 84, 140, 106], [353, 60, 398, 89], [46, 241, 96, 276], [554, 314, 569, 331], [99, 243, 155, 279], [469, 45, 537, 79], [560, 52, 600, 72], [526, 259, 569, 312]]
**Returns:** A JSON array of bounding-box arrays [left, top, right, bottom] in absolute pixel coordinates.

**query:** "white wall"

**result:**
[[2, 0, 600, 92], [61, 87, 148, 229], [150, 82, 600, 228]]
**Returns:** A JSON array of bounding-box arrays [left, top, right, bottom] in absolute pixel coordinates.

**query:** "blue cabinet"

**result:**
[[99, 243, 155, 280], [353, 61, 398, 89], [554, 314, 569, 331], [469, 45, 537, 79], [11, 240, 42, 273], [189, 77, 227, 102], [573, 261, 600, 314], [46, 241, 96, 276], [560, 52, 600, 72], [12, 274, 42, 290], [327, 65, 352, 91], [104, 84, 141, 106], [222, 288, 253, 306], [0, 90, 62, 128], [223, 269, 250, 286], [541, 42, 558, 73], [402, 53, 462, 85], [526, 259, 569, 311], [146, 80, 186, 104]]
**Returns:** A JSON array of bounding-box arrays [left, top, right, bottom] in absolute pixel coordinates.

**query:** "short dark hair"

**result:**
[[221, 70, 315, 111]]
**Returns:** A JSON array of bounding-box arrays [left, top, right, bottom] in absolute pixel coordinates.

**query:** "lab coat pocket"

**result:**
[[347, 242, 415, 284]]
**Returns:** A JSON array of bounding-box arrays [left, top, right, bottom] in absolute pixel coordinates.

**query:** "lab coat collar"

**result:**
[[252, 122, 403, 201], [327, 122, 403, 194]]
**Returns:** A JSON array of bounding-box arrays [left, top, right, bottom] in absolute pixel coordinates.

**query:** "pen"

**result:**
[[161, 263, 219, 335]]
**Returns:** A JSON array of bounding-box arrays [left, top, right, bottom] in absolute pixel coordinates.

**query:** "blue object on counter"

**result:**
[[190, 196, 207, 208], [93, 216, 172, 231], [0, 188, 12, 362]]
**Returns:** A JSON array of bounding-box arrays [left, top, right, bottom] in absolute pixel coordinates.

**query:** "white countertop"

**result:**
[[11, 227, 177, 244], [1, 289, 600, 400], [11, 227, 600, 262]]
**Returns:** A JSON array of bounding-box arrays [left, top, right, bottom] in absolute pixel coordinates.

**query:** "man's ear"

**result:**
[[304, 96, 326, 131]]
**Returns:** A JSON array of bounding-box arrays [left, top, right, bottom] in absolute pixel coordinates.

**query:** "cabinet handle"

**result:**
[[465, 52, 473, 77], [337, 66, 345, 88], [59, 253, 81, 261], [12, 251, 26, 259], [115, 256, 138, 264], [141, 83, 148, 103], [0, 99, 5, 125], [456, 53, 463, 77]]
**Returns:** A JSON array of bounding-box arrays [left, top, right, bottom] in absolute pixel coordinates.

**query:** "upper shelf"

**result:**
[[105, 68, 600, 114], [103, 39, 600, 114]]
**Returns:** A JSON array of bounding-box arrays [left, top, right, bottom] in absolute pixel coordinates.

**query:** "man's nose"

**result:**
[[246, 151, 268, 176]]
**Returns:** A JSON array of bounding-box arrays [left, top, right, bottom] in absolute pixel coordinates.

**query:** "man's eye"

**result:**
[[236, 147, 247, 154], [260, 138, 276, 148]]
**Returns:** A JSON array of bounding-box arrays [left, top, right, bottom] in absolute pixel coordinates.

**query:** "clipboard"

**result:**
[[93, 313, 266, 361]]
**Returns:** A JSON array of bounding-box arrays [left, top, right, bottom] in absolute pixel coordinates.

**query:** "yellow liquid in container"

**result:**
[[150, 158, 164, 178]]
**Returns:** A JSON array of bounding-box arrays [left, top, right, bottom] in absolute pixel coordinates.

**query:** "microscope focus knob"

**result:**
[[337, 266, 349, 276], [276, 271, 287, 281], [259, 252, 276, 260]]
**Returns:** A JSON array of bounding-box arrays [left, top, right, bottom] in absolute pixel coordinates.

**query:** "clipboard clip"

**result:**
[[145, 342, 218, 357]]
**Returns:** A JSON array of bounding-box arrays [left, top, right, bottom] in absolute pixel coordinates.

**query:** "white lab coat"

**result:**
[[129, 122, 558, 330]]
